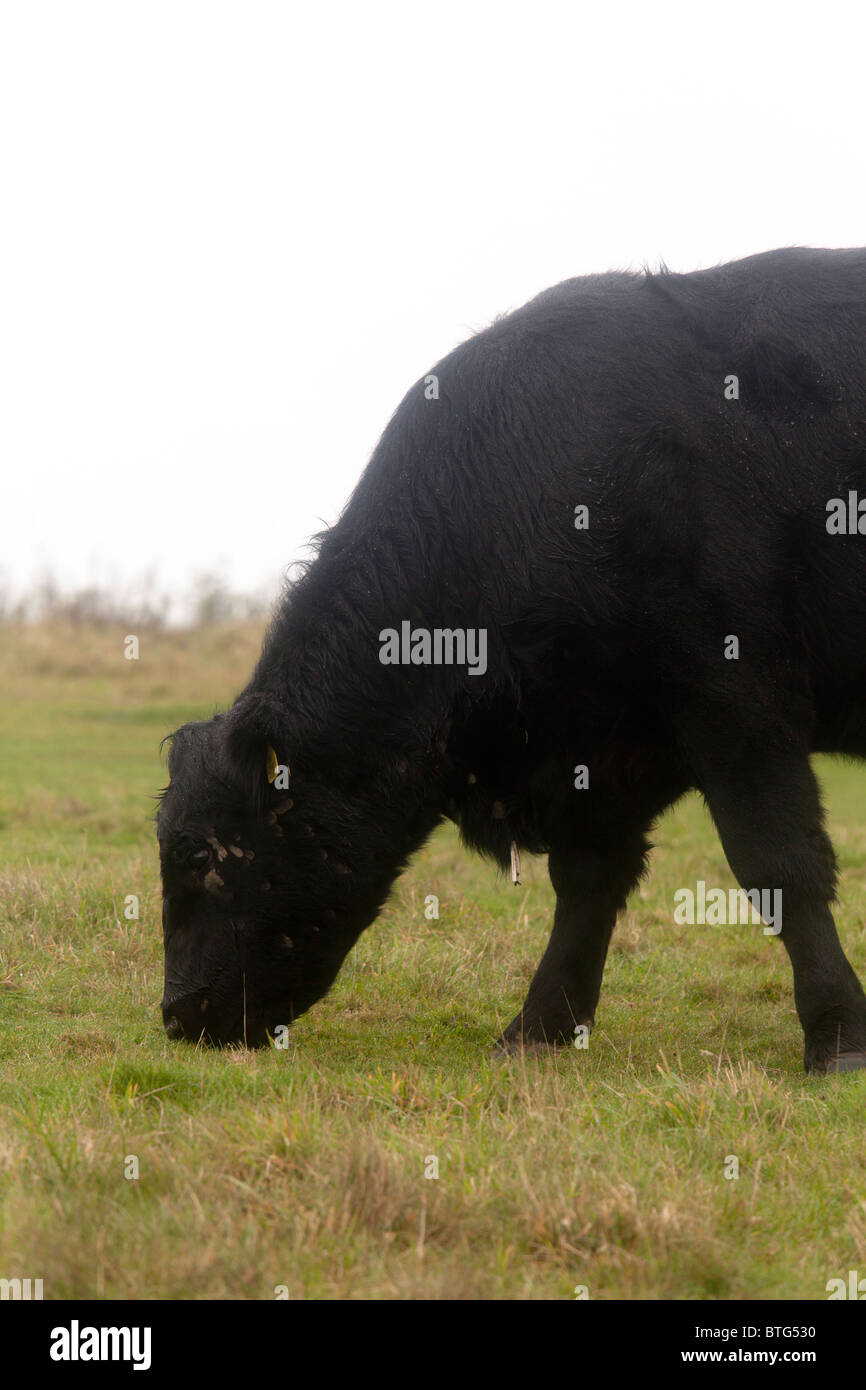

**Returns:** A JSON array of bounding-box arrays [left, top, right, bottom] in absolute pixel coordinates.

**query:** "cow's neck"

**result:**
[[250, 537, 480, 772]]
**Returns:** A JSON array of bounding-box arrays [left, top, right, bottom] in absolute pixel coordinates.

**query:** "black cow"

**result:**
[[158, 246, 866, 1073]]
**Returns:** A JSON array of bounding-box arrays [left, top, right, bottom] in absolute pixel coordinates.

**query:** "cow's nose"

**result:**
[[161, 990, 211, 1042], [162, 990, 274, 1048]]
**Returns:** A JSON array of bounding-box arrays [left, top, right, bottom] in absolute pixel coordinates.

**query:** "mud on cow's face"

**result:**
[[157, 701, 363, 1047]]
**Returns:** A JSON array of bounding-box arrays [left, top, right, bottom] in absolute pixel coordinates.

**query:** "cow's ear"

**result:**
[[224, 692, 292, 807]]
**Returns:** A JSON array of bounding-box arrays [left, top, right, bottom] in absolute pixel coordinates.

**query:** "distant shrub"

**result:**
[[0, 570, 275, 629]]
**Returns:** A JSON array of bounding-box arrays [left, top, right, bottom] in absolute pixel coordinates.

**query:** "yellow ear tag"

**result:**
[[266, 746, 280, 784]]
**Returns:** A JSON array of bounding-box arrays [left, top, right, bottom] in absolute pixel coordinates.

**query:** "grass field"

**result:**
[[2, 621, 866, 1300]]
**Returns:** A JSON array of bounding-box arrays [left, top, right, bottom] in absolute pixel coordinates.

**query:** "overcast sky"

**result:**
[[2, 1, 864, 611]]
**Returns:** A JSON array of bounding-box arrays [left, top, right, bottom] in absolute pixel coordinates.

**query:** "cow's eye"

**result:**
[[171, 843, 211, 867]]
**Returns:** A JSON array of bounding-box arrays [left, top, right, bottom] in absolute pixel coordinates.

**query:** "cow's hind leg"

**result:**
[[495, 829, 650, 1052], [700, 747, 866, 1074]]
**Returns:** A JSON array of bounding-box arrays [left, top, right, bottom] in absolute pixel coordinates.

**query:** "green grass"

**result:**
[[2, 621, 866, 1299]]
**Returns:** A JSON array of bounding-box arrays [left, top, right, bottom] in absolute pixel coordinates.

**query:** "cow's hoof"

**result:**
[[820, 1051, 866, 1075]]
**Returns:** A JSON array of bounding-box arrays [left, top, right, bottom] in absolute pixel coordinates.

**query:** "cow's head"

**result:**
[[157, 692, 387, 1047]]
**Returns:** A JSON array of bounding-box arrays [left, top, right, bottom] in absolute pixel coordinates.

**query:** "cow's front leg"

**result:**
[[495, 831, 649, 1051]]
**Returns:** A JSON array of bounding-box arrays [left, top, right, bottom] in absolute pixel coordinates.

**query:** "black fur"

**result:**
[[158, 246, 866, 1071]]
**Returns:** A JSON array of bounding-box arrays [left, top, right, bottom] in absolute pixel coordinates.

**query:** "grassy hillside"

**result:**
[[1, 621, 866, 1299]]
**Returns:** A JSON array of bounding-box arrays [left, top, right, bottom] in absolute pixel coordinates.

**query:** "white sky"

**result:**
[[2, 0, 864, 610]]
